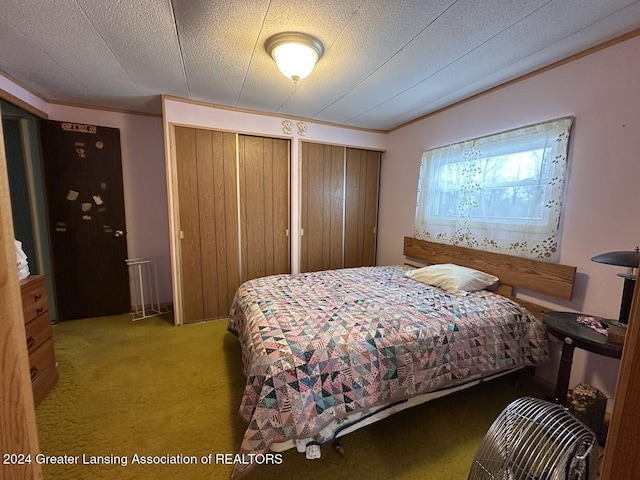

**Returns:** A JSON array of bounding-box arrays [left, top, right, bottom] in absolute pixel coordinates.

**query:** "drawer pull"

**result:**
[[30, 366, 38, 380], [26, 336, 35, 349], [36, 307, 44, 315], [34, 293, 42, 300]]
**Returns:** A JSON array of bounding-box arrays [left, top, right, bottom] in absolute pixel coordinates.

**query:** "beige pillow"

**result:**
[[405, 263, 499, 296]]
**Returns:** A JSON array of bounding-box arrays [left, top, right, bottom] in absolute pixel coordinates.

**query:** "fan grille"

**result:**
[[468, 397, 599, 480]]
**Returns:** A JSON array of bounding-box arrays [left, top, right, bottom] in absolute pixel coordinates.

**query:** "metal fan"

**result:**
[[468, 396, 599, 480]]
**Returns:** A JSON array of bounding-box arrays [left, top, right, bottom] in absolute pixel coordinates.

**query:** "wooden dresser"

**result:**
[[20, 274, 58, 405]]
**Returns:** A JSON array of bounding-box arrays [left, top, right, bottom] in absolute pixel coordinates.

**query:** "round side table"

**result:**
[[543, 311, 623, 405]]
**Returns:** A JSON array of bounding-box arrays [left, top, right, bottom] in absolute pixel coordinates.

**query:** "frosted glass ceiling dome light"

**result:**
[[265, 32, 324, 83]]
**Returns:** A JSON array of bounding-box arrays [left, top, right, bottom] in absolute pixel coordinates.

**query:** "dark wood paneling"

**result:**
[[210, 131, 226, 314], [239, 135, 265, 281], [321, 145, 332, 270], [329, 145, 344, 270], [302, 142, 319, 272], [363, 150, 381, 266], [221, 132, 240, 311], [300, 141, 345, 273], [309, 143, 325, 272], [263, 138, 275, 276], [175, 127, 240, 322], [344, 149, 361, 268], [299, 142, 309, 273], [174, 126, 203, 323], [196, 129, 219, 319], [345, 148, 380, 268], [301, 143, 379, 272], [272, 139, 290, 275], [239, 135, 290, 282]]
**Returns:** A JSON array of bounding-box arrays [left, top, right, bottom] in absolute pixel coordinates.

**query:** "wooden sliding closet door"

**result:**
[[174, 126, 239, 324], [300, 142, 345, 273], [238, 135, 290, 282], [344, 148, 380, 268]]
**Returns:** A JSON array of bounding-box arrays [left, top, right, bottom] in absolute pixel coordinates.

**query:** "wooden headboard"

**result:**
[[403, 237, 576, 319]]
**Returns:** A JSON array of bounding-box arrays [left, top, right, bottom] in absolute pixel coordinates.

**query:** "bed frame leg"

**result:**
[[333, 439, 345, 457]]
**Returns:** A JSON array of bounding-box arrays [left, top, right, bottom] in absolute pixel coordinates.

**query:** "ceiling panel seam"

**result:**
[[0, 11, 90, 92], [343, 0, 559, 124], [273, 0, 367, 113], [73, 0, 143, 95], [169, 0, 191, 99], [310, 0, 460, 120], [325, 0, 368, 52], [236, 0, 273, 107], [351, 0, 640, 126], [419, 2, 639, 119]]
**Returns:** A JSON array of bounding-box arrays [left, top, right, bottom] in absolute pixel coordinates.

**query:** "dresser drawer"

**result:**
[[32, 364, 59, 407], [20, 274, 57, 405], [21, 276, 49, 322], [25, 311, 53, 355], [28, 337, 56, 385]]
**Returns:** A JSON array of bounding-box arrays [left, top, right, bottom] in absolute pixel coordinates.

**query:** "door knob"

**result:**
[[114, 230, 124, 238]]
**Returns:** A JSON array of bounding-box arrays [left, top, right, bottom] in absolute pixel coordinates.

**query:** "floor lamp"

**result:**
[[591, 249, 640, 324]]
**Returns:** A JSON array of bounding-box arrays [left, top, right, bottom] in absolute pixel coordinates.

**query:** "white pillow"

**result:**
[[404, 263, 499, 296]]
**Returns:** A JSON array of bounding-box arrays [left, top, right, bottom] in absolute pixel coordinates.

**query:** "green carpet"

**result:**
[[35, 313, 545, 479]]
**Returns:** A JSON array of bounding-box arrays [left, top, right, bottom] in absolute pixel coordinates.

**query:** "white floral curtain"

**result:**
[[415, 116, 573, 261]]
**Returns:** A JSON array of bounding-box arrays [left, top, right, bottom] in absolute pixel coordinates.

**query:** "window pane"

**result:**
[[479, 149, 545, 184], [432, 148, 549, 222], [415, 116, 573, 260]]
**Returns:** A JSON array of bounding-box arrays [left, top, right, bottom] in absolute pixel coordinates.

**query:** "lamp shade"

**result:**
[[265, 32, 324, 83], [591, 251, 640, 268], [591, 249, 640, 324]]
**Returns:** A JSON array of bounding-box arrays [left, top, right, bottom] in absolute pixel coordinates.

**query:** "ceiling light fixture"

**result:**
[[265, 32, 324, 83]]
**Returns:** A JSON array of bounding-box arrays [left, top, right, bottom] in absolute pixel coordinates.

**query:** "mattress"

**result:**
[[227, 265, 548, 474]]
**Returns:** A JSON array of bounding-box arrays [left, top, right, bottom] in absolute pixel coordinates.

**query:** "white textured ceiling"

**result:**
[[1, 0, 639, 130]]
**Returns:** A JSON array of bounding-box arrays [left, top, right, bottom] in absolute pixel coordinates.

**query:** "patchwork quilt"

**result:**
[[227, 265, 548, 475]]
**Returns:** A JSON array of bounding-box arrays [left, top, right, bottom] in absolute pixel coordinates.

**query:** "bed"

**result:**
[[227, 237, 576, 477]]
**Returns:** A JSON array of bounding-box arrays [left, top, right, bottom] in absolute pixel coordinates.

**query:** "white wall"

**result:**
[[378, 35, 640, 407]]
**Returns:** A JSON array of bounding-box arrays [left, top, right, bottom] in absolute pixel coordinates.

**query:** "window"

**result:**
[[415, 117, 573, 261]]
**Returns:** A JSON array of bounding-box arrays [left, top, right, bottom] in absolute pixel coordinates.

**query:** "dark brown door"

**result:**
[[39, 120, 129, 320]]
